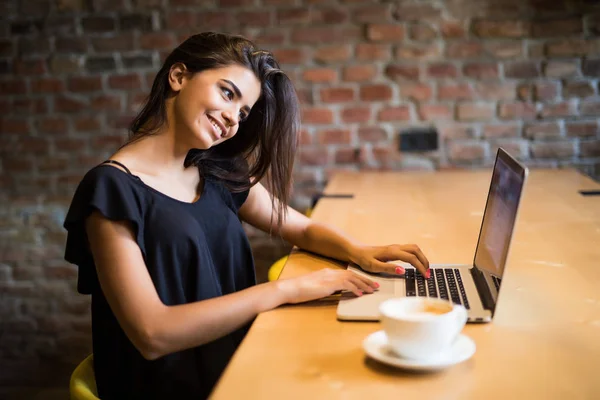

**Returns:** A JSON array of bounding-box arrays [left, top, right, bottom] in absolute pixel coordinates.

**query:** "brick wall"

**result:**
[[1, 0, 600, 374]]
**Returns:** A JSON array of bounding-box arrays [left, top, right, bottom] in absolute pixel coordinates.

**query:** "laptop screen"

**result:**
[[473, 149, 526, 279]]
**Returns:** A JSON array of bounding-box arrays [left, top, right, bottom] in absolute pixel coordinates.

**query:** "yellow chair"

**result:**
[[267, 207, 312, 281], [70, 354, 100, 400]]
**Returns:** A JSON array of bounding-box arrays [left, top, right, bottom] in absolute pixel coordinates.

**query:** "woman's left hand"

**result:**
[[349, 244, 430, 278]]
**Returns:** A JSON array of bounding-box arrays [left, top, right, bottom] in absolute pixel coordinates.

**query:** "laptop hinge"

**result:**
[[470, 267, 495, 312]]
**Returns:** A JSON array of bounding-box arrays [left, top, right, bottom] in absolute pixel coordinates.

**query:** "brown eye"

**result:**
[[222, 87, 234, 100]]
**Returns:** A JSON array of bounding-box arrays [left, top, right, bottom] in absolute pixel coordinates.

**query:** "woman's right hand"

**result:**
[[276, 268, 379, 304]]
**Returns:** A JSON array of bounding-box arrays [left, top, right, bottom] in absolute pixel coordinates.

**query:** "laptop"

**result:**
[[337, 148, 528, 323]]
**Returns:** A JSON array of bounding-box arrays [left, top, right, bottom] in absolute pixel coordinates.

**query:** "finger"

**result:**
[[348, 274, 375, 293], [348, 269, 380, 290], [342, 280, 363, 297], [396, 251, 428, 277], [367, 259, 407, 275], [403, 244, 430, 272]]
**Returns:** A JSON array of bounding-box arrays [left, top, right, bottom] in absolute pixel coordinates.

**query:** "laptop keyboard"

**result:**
[[405, 268, 471, 310]]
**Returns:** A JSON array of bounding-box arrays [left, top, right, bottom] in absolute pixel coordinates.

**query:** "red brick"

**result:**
[[581, 140, 600, 157], [531, 142, 575, 159], [0, 118, 30, 134], [566, 122, 598, 138], [366, 24, 404, 42], [139, 33, 176, 50], [108, 114, 136, 130], [418, 104, 452, 121], [448, 141, 486, 162], [440, 20, 466, 38], [38, 157, 70, 173], [67, 76, 102, 93], [272, 48, 305, 65], [291, 27, 360, 44], [92, 134, 127, 150], [505, 61, 540, 79], [13, 58, 46, 75], [196, 12, 234, 29], [314, 45, 351, 63], [16, 137, 48, 152], [3, 157, 34, 173], [54, 96, 88, 113], [456, 103, 495, 121], [409, 23, 437, 41], [320, 87, 355, 103], [562, 81, 595, 99], [438, 84, 474, 100], [219, 0, 255, 7], [583, 59, 600, 77], [475, 82, 517, 100], [472, 19, 529, 38], [356, 44, 391, 61], [532, 18, 583, 37], [30, 78, 64, 93], [446, 41, 484, 58], [482, 124, 520, 138], [360, 84, 393, 101], [518, 83, 532, 102], [581, 100, 600, 116], [499, 102, 537, 120], [438, 124, 477, 139], [312, 8, 349, 24], [12, 98, 48, 115], [358, 127, 387, 142], [296, 89, 313, 106], [485, 42, 523, 59], [91, 34, 135, 52], [55, 138, 87, 152], [377, 106, 411, 122], [36, 117, 68, 134], [298, 129, 312, 145], [351, 5, 392, 23], [400, 84, 433, 101], [0, 79, 27, 95], [524, 122, 562, 139], [91, 95, 122, 111], [318, 129, 351, 145], [385, 64, 420, 81], [533, 82, 559, 102], [251, 30, 286, 46], [394, 4, 441, 21], [74, 116, 102, 132], [395, 43, 440, 60], [463, 63, 499, 79], [166, 11, 197, 29], [237, 11, 271, 27], [545, 39, 590, 57], [302, 108, 333, 124], [49, 55, 82, 75], [342, 65, 376, 82], [540, 101, 578, 118], [341, 107, 371, 123], [302, 68, 337, 83], [108, 74, 142, 90], [427, 63, 458, 78], [543, 61, 580, 78], [277, 8, 310, 24], [300, 147, 329, 165], [334, 148, 360, 164]]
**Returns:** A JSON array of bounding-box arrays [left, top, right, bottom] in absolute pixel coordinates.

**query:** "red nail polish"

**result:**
[[374, 282, 380, 288], [426, 270, 431, 279], [395, 267, 404, 274]]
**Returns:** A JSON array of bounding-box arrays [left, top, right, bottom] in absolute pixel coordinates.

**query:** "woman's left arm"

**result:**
[[239, 183, 430, 278]]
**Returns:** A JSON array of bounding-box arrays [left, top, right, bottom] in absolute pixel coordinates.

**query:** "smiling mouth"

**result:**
[[207, 115, 226, 139]]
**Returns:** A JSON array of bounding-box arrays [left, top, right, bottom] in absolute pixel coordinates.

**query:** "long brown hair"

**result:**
[[129, 32, 300, 228]]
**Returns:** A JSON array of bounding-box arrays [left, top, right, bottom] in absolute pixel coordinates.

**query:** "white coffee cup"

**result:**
[[379, 297, 468, 360]]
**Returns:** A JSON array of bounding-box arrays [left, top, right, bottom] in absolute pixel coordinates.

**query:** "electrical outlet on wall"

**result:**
[[398, 127, 438, 152]]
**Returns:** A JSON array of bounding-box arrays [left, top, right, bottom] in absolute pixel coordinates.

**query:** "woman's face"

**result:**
[[169, 64, 261, 150]]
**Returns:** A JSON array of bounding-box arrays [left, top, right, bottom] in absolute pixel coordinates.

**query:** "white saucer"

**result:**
[[363, 330, 476, 372]]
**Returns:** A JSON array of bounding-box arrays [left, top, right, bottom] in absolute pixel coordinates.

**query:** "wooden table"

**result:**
[[211, 169, 600, 399]]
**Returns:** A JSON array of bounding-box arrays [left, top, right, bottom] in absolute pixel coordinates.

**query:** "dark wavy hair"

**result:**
[[128, 32, 300, 228]]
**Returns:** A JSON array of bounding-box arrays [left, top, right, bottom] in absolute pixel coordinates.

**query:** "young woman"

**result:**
[[64, 32, 430, 399]]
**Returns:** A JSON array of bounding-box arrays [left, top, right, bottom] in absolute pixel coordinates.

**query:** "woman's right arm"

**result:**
[[86, 211, 377, 361]]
